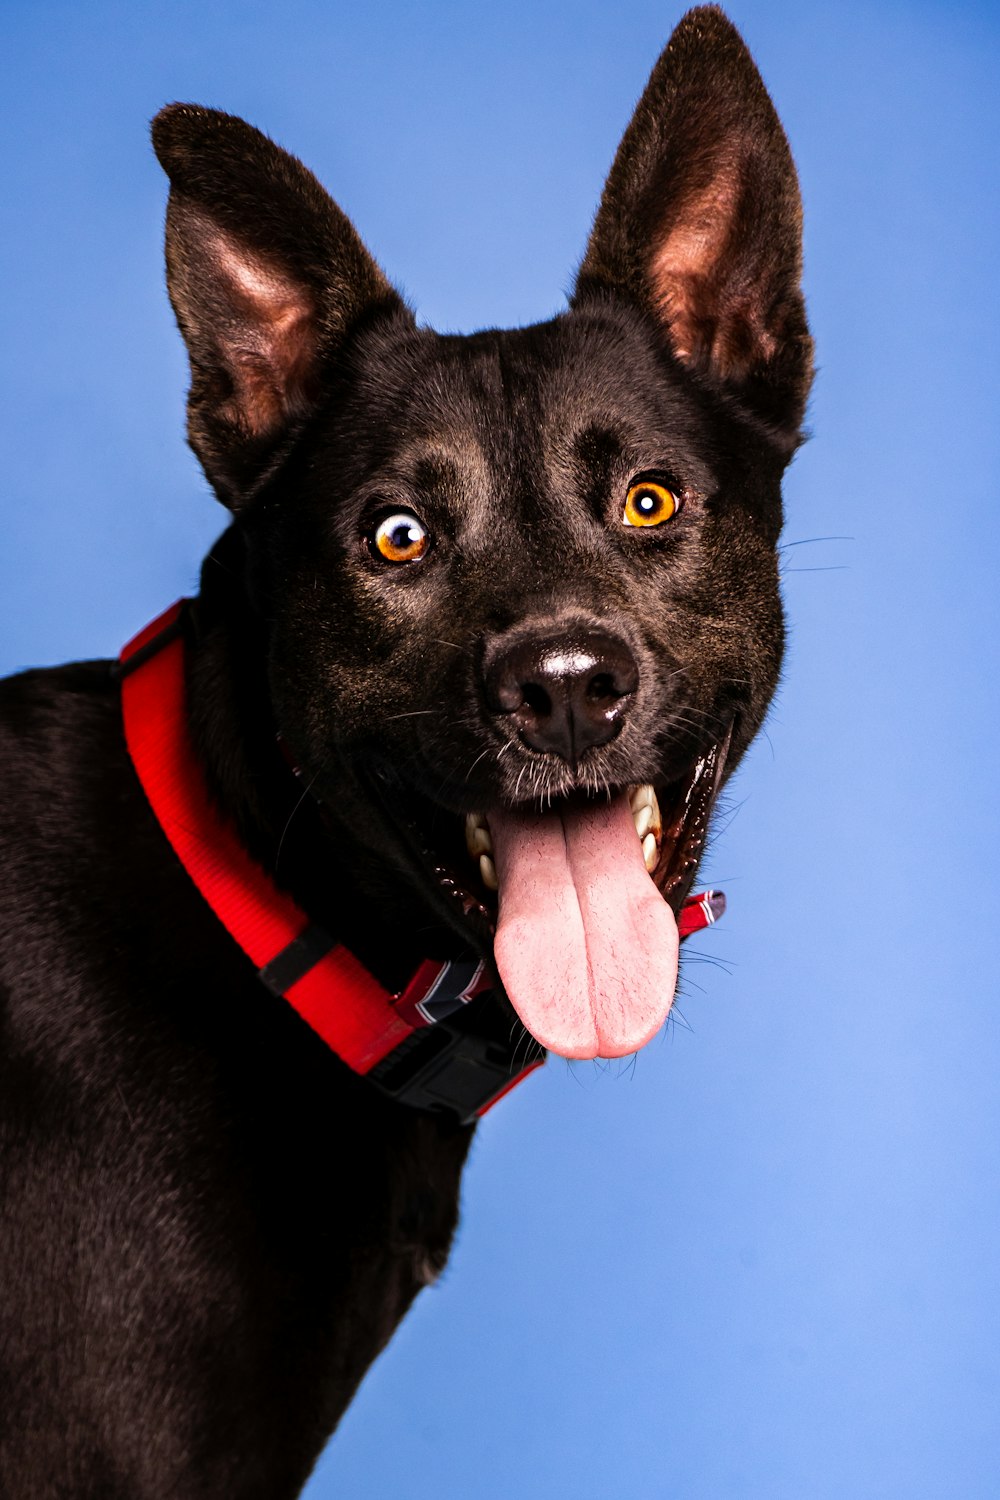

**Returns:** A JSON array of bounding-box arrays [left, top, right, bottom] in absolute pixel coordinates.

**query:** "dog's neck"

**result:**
[[184, 524, 467, 995]]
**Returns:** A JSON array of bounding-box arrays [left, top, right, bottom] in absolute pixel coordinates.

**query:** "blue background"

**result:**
[[3, 2, 999, 1495]]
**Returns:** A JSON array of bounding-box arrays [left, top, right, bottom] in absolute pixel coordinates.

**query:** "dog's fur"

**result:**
[[0, 9, 811, 1496]]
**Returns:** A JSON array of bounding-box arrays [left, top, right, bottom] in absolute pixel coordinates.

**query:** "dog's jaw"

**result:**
[[465, 783, 664, 893], [365, 726, 731, 1060]]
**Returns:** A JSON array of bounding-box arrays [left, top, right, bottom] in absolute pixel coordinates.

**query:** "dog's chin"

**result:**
[[366, 726, 732, 1062]]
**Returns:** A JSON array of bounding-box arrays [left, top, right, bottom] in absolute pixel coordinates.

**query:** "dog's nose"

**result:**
[[484, 629, 638, 763]]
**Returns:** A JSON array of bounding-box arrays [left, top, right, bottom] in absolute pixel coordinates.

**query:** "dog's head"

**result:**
[[152, 6, 811, 1061]]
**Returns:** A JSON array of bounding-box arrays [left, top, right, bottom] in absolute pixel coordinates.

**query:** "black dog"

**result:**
[[0, 8, 811, 1495]]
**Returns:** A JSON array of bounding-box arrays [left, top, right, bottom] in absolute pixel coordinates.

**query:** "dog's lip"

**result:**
[[362, 766, 496, 940], [368, 723, 733, 940], [651, 722, 732, 914]]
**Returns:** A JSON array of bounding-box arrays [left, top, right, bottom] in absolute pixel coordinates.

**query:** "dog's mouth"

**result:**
[[388, 727, 731, 1061]]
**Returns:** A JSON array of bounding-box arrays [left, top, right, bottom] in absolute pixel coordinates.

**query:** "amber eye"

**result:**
[[622, 480, 681, 528], [371, 512, 430, 564]]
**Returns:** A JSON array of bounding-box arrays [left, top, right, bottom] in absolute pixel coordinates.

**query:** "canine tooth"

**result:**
[[630, 783, 654, 812], [642, 832, 658, 873], [633, 803, 654, 839], [465, 813, 492, 858], [471, 826, 493, 857], [480, 853, 499, 891]]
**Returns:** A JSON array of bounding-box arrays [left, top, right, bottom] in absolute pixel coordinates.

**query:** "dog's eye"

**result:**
[[622, 480, 681, 528], [370, 512, 430, 565]]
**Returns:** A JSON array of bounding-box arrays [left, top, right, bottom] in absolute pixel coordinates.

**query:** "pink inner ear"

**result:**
[[648, 152, 778, 381], [207, 227, 318, 440]]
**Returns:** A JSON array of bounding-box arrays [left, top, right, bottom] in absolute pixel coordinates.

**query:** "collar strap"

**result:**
[[118, 601, 722, 1123]]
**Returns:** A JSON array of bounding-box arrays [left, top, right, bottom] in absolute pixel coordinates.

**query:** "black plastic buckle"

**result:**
[[367, 1004, 540, 1124]]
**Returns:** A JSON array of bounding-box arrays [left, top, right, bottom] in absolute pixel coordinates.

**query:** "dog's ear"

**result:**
[[574, 6, 812, 443], [152, 105, 407, 505]]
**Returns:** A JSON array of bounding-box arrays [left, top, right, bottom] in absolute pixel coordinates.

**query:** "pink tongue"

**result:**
[[489, 794, 679, 1060]]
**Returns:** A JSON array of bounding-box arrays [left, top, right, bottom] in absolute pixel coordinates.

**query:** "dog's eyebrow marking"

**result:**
[[387, 436, 495, 523], [412, 453, 461, 491], [564, 423, 626, 517], [572, 424, 626, 471], [393, 435, 487, 476]]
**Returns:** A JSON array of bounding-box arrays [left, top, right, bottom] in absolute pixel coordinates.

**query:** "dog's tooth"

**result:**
[[633, 803, 654, 840], [480, 853, 499, 891], [642, 832, 658, 873], [648, 789, 662, 839], [630, 783, 653, 812], [465, 813, 492, 858]]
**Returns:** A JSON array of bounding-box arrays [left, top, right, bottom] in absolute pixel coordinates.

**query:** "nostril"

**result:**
[[520, 682, 552, 720], [589, 647, 639, 702], [484, 625, 639, 763], [586, 671, 621, 705]]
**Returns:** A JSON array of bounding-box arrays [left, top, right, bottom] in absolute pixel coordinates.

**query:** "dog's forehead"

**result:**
[[350, 310, 716, 495]]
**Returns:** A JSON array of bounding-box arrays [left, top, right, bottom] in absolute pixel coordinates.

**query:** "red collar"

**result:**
[[118, 600, 722, 1122]]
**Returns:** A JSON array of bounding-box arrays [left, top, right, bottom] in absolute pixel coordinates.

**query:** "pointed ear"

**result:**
[[573, 6, 812, 444], [152, 105, 408, 506]]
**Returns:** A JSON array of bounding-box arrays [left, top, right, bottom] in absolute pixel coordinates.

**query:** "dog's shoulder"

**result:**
[[0, 658, 125, 835], [0, 659, 168, 1040], [0, 658, 140, 877], [0, 656, 119, 745]]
